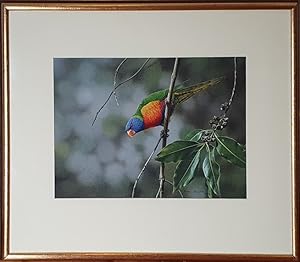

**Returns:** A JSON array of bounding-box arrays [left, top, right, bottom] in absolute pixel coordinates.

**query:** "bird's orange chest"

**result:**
[[141, 100, 165, 129]]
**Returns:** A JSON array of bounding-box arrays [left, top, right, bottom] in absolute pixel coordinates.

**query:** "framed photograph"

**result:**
[[1, 1, 299, 261]]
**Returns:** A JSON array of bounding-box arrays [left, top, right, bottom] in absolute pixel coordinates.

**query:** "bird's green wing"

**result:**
[[133, 77, 223, 117], [135, 83, 185, 112]]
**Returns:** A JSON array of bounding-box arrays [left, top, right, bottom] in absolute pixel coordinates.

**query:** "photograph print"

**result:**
[[54, 57, 246, 198]]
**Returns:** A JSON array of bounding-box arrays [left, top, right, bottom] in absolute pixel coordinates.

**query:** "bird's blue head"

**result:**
[[125, 116, 144, 137]]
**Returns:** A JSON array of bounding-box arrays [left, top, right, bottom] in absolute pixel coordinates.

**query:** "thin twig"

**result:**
[[157, 58, 180, 198], [114, 58, 128, 87], [91, 58, 151, 126], [208, 57, 238, 131], [131, 136, 162, 198], [155, 186, 161, 198], [115, 58, 151, 93], [225, 57, 237, 113], [113, 58, 128, 106]]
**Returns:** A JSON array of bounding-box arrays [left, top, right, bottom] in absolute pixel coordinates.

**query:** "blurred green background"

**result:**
[[54, 57, 246, 198]]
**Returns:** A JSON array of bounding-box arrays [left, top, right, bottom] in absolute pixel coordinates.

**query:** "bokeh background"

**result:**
[[54, 57, 246, 198]]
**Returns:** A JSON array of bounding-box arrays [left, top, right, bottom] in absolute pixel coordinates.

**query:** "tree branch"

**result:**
[[209, 57, 237, 131], [157, 58, 180, 198], [131, 136, 162, 198], [113, 58, 128, 106], [225, 56, 237, 112], [91, 58, 151, 126]]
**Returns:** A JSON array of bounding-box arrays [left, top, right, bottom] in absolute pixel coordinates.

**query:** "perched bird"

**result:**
[[125, 77, 223, 137]]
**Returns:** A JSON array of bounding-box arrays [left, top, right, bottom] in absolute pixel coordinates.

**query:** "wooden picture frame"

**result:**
[[1, 1, 299, 261]]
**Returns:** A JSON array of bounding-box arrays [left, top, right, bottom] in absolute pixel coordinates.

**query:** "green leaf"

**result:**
[[156, 140, 200, 163], [215, 135, 246, 168], [190, 131, 205, 142], [173, 145, 205, 191], [184, 129, 203, 141], [202, 145, 221, 197]]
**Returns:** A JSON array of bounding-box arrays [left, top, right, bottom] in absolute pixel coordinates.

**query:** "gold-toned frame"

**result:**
[[1, 1, 299, 261]]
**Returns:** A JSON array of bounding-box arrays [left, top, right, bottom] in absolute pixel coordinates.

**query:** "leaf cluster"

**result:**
[[155, 129, 246, 198]]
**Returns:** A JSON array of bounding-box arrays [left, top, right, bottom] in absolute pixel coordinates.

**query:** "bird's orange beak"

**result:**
[[127, 129, 136, 137]]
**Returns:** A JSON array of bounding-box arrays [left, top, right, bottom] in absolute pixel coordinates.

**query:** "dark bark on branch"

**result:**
[[156, 58, 179, 198]]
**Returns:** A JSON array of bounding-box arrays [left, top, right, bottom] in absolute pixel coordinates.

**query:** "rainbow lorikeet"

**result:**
[[125, 77, 223, 137]]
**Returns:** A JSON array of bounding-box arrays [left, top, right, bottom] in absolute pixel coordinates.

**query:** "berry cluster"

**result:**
[[220, 102, 229, 112], [209, 115, 229, 131], [200, 130, 216, 142]]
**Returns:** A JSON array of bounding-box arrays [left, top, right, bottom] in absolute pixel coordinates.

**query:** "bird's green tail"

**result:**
[[173, 76, 224, 105]]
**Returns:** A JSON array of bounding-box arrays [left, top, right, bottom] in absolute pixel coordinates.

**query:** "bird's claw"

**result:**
[[160, 129, 169, 138]]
